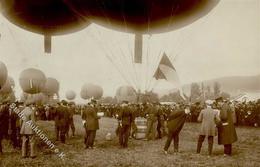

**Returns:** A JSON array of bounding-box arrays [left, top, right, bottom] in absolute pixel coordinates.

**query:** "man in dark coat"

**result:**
[[117, 102, 133, 148], [217, 99, 238, 156], [145, 103, 158, 140], [82, 100, 100, 149], [163, 103, 190, 154], [55, 101, 70, 143], [0, 102, 9, 154], [67, 102, 76, 137]]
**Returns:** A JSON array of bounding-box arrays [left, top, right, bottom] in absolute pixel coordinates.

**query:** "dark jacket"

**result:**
[[167, 109, 187, 134], [0, 104, 9, 136], [55, 105, 70, 128], [218, 103, 238, 145], [82, 106, 99, 131], [118, 106, 133, 126]]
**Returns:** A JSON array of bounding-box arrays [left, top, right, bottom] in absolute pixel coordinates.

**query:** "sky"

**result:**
[[0, 0, 259, 102]]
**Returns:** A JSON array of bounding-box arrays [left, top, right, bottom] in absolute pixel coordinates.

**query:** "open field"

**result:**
[[0, 115, 260, 167]]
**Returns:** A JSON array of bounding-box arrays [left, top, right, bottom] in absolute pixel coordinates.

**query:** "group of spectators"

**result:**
[[0, 97, 259, 159]]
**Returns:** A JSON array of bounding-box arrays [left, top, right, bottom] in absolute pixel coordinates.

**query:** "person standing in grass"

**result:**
[[82, 100, 100, 149], [163, 103, 190, 154], [117, 101, 133, 148], [0, 101, 9, 155], [217, 98, 238, 156], [20, 101, 36, 159], [196, 100, 220, 156]]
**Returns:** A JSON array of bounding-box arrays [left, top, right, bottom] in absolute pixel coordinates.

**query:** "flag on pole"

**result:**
[[153, 52, 186, 100]]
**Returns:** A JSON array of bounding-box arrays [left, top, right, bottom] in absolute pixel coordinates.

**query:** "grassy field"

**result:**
[[0, 115, 260, 167]]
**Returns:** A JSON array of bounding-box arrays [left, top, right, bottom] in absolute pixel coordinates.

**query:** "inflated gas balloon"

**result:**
[[0, 0, 90, 35], [0, 0, 91, 53], [115, 86, 137, 103], [19, 68, 46, 94], [66, 90, 76, 100], [80, 83, 103, 100], [65, 0, 219, 34], [0, 61, 8, 89], [0, 77, 15, 94], [42, 77, 60, 96]]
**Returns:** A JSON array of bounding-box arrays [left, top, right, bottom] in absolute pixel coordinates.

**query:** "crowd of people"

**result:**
[[0, 96, 251, 158]]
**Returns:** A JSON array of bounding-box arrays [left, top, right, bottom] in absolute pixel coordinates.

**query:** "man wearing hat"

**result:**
[[117, 101, 133, 148], [145, 103, 159, 140], [217, 98, 238, 156], [196, 100, 220, 156], [163, 103, 190, 154], [20, 100, 36, 158], [55, 100, 70, 143], [82, 100, 100, 149]]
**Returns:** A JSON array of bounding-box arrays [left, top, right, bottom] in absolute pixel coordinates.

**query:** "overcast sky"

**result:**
[[0, 0, 259, 101]]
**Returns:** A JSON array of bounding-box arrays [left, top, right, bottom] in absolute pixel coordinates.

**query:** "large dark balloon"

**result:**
[[0, 0, 90, 35], [19, 68, 46, 94], [80, 83, 103, 100], [65, 0, 219, 34], [42, 77, 60, 96], [0, 61, 8, 89]]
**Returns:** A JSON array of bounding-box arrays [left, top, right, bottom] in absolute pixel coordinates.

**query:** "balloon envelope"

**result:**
[[19, 68, 46, 94], [42, 77, 60, 96], [0, 77, 14, 94], [115, 86, 137, 103], [66, 0, 219, 34], [0, 61, 8, 89], [0, 0, 90, 35], [66, 90, 76, 100], [81, 83, 103, 100]]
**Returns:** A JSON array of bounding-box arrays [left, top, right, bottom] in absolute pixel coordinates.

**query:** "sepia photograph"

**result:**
[[0, 0, 259, 166]]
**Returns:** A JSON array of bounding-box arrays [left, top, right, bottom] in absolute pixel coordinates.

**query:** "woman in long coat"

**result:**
[[218, 101, 238, 156]]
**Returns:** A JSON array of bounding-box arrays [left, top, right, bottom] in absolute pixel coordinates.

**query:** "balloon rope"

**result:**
[[66, 2, 135, 88], [120, 1, 140, 91]]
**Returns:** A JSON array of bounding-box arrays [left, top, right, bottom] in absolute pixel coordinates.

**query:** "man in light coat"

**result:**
[[197, 100, 220, 156], [20, 101, 36, 158]]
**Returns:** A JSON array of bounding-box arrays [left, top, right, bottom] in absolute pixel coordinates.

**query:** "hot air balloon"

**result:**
[[19, 68, 46, 94], [42, 77, 60, 96], [65, 0, 219, 34], [115, 86, 137, 103], [80, 83, 103, 100], [66, 90, 76, 100], [0, 76, 15, 94], [0, 0, 91, 53], [0, 61, 8, 89]]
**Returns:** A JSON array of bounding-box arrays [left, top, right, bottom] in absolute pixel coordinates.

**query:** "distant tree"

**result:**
[[160, 91, 185, 103], [100, 96, 117, 104], [205, 85, 214, 100], [220, 92, 231, 99], [139, 91, 159, 103], [190, 83, 201, 102], [214, 82, 221, 98]]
